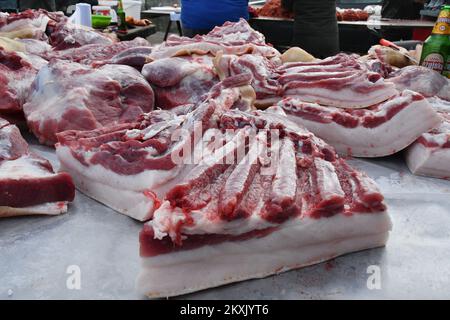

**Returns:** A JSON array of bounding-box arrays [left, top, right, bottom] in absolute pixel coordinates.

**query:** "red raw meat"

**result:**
[[280, 53, 398, 108], [54, 74, 391, 297], [0, 9, 53, 40], [255, 0, 294, 19], [0, 47, 47, 115], [276, 90, 441, 157], [142, 54, 218, 109], [47, 37, 151, 70], [0, 118, 75, 217], [387, 66, 450, 101], [214, 52, 283, 108], [406, 98, 450, 179], [23, 59, 155, 145], [149, 19, 280, 61], [137, 97, 391, 298], [55, 74, 255, 221]]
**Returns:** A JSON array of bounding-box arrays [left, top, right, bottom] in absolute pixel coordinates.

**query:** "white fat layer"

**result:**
[[406, 142, 450, 179], [288, 98, 441, 157], [314, 157, 345, 200], [56, 146, 181, 191], [0, 201, 68, 218], [419, 97, 450, 147], [284, 83, 397, 109], [61, 162, 155, 221], [0, 155, 53, 179], [137, 212, 392, 298]]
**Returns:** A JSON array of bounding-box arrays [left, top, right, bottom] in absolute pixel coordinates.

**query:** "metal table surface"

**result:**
[[1, 136, 450, 300]]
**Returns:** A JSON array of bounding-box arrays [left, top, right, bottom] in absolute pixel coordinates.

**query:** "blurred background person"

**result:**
[[381, 0, 426, 41], [18, 0, 56, 11], [17, 1, 98, 13], [181, 0, 249, 37], [282, 0, 339, 58]]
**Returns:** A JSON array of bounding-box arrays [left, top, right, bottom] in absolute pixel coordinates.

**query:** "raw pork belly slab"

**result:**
[[23, 59, 155, 145], [0, 118, 75, 217], [387, 67, 450, 178], [149, 19, 280, 61], [137, 106, 391, 298], [406, 98, 450, 179], [277, 91, 442, 157], [279, 53, 398, 108], [55, 75, 254, 221]]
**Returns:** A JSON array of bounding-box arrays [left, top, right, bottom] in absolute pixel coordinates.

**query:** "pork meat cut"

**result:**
[[386, 66, 450, 178], [48, 37, 152, 69], [142, 54, 218, 109], [0, 47, 47, 120], [47, 19, 117, 51], [55, 74, 390, 296], [0, 9, 52, 40], [276, 90, 441, 157], [23, 59, 155, 145], [55, 74, 255, 221], [149, 19, 280, 61], [406, 97, 450, 179], [280, 53, 398, 108], [387, 66, 450, 101], [214, 52, 283, 107], [0, 118, 75, 217], [136, 103, 391, 298], [142, 19, 280, 109]]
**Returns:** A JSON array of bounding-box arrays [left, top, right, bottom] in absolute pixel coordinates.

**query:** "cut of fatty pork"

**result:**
[[0, 117, 75, 217]]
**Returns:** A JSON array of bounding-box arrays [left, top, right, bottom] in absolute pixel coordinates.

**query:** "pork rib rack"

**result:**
[[0, 118, 75, 217], [136, 107, 391, 298], [54, 75, 390, 298], [55, 74, 255, 221]]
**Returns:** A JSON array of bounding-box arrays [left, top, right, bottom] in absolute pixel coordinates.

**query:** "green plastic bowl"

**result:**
[[92, 15, 112, 29]]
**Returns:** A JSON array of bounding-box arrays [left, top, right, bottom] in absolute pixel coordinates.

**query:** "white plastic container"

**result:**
[[68, 3, 92, 27], [123, 0, 142, 20]]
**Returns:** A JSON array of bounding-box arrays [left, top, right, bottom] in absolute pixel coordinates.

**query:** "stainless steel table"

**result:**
[[1, 136, 450, 299]]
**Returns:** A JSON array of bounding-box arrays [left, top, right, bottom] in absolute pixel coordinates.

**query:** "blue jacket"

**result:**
[[181, 0, 249, 30]]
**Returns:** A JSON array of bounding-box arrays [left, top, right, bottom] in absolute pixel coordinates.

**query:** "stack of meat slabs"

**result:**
[[55, 76, 392, 297]]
